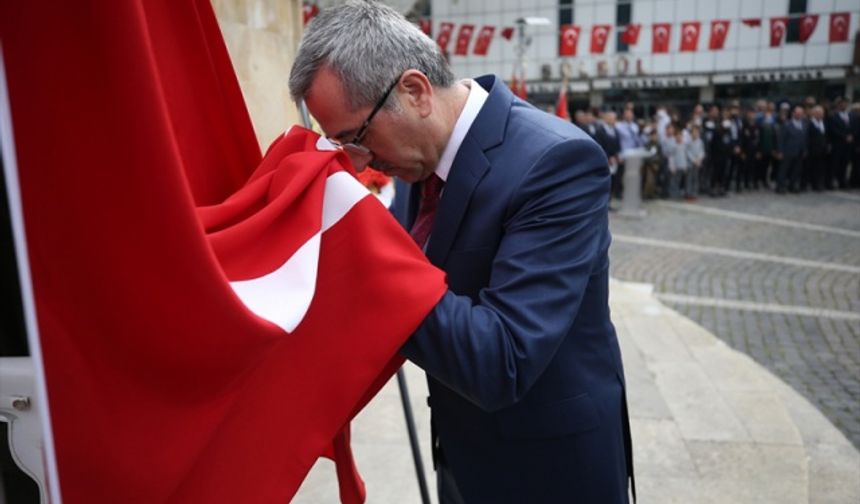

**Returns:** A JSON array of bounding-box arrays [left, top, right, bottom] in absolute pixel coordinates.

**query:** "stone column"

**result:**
[[212, 0, 304, 151]]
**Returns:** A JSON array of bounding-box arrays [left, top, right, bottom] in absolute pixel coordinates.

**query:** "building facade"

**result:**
[[421, 0, 860, 113]]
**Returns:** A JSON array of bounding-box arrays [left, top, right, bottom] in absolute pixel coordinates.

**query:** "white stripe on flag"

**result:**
[[229, 171, 370, 333]]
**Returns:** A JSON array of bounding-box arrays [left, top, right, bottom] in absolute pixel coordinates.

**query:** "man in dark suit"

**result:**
[[777, 106, 808, 194], [826, 97, 853, 189], [290, 2, 633, 503], [807, 105, 829, 191], [594, 110, 623, 198], [850, 104, 860, 188]]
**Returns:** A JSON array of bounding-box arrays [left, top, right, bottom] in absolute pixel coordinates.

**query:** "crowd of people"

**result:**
[[572, 96, 860, 202]]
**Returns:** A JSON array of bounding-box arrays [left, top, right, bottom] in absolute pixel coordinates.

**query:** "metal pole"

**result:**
[[396, 368, 431, 504]]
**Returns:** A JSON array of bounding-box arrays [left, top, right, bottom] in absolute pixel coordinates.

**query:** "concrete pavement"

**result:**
[[294, 279, 860, 503]]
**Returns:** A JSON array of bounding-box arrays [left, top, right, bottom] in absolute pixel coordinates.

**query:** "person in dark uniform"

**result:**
[[702, 105, 723, 196], [726, 101, 744, 192], [826, 97, 853, 189], [850, 103, 860, 188], [776, 106, 808, 194], [594, 110, 623, 198], [740, 108, 760, 190], [807, 105, 829, 191]]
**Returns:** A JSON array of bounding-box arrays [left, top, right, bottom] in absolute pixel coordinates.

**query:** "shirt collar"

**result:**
[[434, 79, 488, 182]]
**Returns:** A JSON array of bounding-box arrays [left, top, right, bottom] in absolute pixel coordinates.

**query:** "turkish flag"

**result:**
[[437, 22, 455, 52], [303, 2, 319, 25], [501, 26, 516, 40], [473, 25, 495, 56], [559, 24, 581, 56], [742, 18, 762, 27], [622, 23, 642, 45], [680, 21, 701, 51], [454, 23, 475, 55], [652, 23, 671, 53], [0, 2, 447, 504], [591, 24, 611, 54], [829, 12, 850, 43], [709, 20, 730, 50], [418, 18, 432, 37], [770, 17, 788, 47], [555, 84, 569, 119], [799, 14, 819, 43], [510, 75, 527, 100]]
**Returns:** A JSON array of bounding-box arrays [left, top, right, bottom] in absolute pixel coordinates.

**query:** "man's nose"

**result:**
[[344, 149, 373, 172]]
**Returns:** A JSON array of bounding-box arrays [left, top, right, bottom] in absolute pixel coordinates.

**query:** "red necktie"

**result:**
[[410, 174, 444, 249]]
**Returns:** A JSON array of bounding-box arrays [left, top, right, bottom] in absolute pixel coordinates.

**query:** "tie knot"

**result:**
[[422, 173, 444, 200]]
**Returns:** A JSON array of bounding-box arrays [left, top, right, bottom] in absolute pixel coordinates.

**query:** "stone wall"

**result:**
[[212, 0, 304, 151]]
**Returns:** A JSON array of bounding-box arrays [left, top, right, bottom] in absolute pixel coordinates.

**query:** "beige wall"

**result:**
[[212, 0, 304, 151]]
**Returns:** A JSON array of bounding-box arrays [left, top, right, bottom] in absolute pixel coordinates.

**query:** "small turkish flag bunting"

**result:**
[[622, 24, 641, 45], [473, 25, 495, 56], [770, 17, 788, 47], [436, 22, 454, 52], [559, 24, 580, 56], [799, 14, 818, 43], [454, 23, 475, 55], [829, 12, 850, 43], [709, 20, 730, 50], [590, 24, 611, 54], [652, 23, 671, 53], [680, 21, 700, 51]]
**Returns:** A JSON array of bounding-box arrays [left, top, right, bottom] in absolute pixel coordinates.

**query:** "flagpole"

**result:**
[[396, 368, 432, 504]]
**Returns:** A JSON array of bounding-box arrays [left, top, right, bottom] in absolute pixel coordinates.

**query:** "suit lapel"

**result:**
[[425, 135, 489, 266], [421, 74, 511, 266]]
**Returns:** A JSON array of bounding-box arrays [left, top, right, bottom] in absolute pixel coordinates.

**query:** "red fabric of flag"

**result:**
[[652, 23, 671, 53], [590, 24, 611, 54], [680, 21, 701, 51], [437, 22, 455, 52], [0, 1, 447, 503], [555, 84, 569, 119], [799, 14, 819, 43], [559, 24, 581, 56], [770, 17, 788, 47], [742, 18, 762, 27], [510, 75, 527, 100], [829, 12, 850, 43], [303, 2, 319, 25], [454, 24, 475, 55], [473, 25, 495, 56], [622, 24, 641, 45], [709, 20, 731, 50], [501, 26, 516, 40], [418, 18, 432, 37]]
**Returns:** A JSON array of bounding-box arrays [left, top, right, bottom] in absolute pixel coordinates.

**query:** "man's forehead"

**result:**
[[305, 69, 361, 139]]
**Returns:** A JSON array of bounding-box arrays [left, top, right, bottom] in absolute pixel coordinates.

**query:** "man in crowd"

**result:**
[[740, 108, 760, 190], [595, 110, 623, 198], [289, 2, 633, 502], [756, 103, 779, 189], [826, 96, 853, 189], [777, 105, 808, 194], [807, 105, 829, 191]]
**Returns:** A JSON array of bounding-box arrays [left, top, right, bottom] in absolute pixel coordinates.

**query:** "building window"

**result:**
[[559, 0, 573, 26], [616, 1, 632, 53], [786, 0, 807, 43]]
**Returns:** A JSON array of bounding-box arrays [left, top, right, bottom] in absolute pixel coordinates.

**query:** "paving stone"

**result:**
[[610, 189, 860, 448]]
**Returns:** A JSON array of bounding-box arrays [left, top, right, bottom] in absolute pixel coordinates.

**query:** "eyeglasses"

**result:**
[[328, 76, 400, 157]]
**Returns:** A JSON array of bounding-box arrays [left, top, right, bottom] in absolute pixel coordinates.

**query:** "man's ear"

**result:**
[[399, 69, 433, 118]]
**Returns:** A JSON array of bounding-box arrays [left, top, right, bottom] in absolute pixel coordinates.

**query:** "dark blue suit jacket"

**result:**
[[395, 75, 632, 503]]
